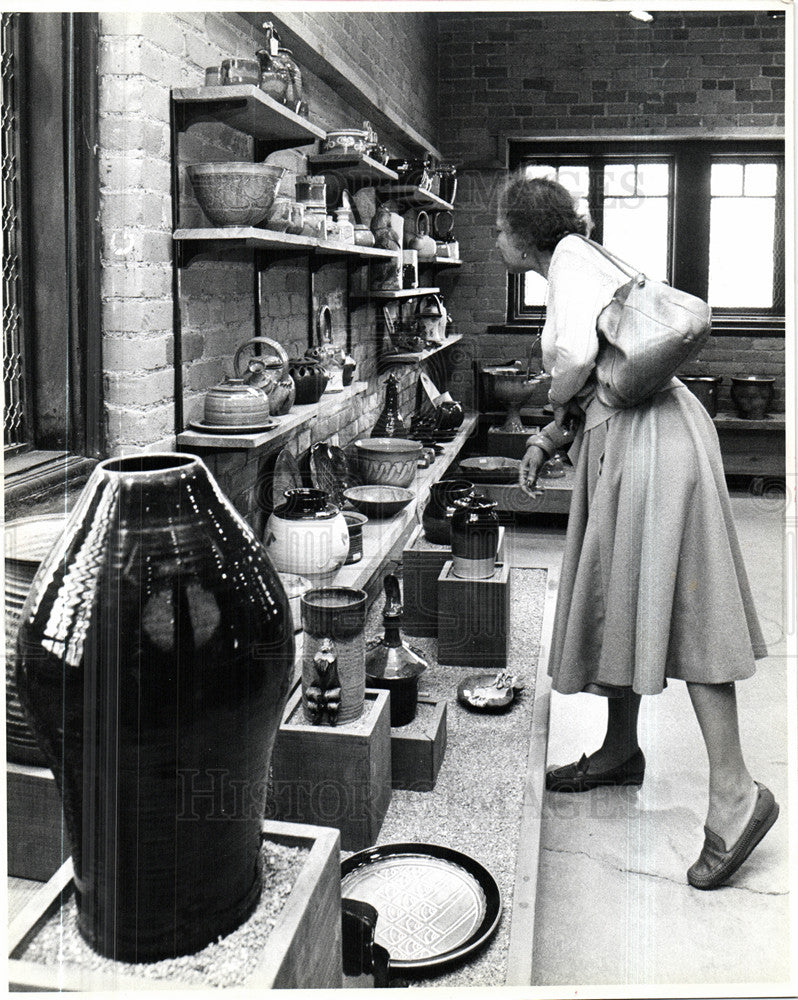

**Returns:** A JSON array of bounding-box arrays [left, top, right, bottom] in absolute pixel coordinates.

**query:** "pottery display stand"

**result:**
[[402, 525, 505, 637], [389, 696, 447, 791], [7, 762, 66, 881], [268, 686, 392, 850], [437, 560, 511, 669], [8, 820, 343, 990]]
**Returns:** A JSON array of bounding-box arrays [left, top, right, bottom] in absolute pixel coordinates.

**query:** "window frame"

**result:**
[[506, 138, 785, 336]]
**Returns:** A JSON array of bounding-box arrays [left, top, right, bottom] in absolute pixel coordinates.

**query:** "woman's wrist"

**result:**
[[525, 435, 554, 458]]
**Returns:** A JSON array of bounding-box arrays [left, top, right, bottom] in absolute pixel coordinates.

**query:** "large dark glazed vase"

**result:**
[[16, 454, 295, 962], [422, 478, 473, 545], [451, 493, 500, 579]]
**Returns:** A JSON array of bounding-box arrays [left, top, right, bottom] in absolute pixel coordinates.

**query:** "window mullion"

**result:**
[[672, 145, 711, 298]]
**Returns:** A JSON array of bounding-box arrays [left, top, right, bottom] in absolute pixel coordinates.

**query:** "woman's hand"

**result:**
[[552, 399, 583, 435], [519, 445, 548, 497]]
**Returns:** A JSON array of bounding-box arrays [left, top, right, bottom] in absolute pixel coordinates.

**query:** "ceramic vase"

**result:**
[[730, 376, 776, 420], [5, 514, 66, 765], [370, 373, 406, 437], [15, 453, 295, 961], [450, 493, 500, 579], [265, 487, 349, 576], [301, 587, 368, 725], [421, 478, 474, 545]]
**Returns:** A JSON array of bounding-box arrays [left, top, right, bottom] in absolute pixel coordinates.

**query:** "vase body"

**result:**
[[730, 376, 775, 419], [288, 358, 328, 404], [422, 478, 473, 545], [15, 454, 295, 961], [5, 514, 67, 765], [371, 374, 406, 437], [301, 588, 368, 724], [680, 375, 721, 417], [451, 494, 500, 579], [265, 487, 349, 576]]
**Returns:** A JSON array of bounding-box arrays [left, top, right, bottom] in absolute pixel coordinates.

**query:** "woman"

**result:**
[[496, 174, 778, 890]]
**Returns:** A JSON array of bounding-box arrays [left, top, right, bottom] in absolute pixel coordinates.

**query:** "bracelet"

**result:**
[[525, 434, 553, 458]]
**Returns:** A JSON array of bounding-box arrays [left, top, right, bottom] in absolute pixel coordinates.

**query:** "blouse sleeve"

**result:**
[[543, 242, 605, 406]]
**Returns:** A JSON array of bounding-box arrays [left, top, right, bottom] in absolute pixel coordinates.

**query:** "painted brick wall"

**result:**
[[435, 10, 786, 411]]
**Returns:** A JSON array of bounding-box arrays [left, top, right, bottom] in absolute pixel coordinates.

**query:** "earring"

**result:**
[[521, 251, 528, 259]]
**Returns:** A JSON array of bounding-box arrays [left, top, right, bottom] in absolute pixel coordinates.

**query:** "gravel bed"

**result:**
[[18, 840, 308, 987], [355, 566, 547, 988]]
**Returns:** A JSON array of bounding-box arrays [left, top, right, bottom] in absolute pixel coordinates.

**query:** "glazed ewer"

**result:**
[[15, 454, 295, 961], [265, 487, 349, 576], [301, 587, 368, 725], [234, 336, 295, 415]]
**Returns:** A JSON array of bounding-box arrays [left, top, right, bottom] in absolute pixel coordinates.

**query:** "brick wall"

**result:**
[[96, 11, 439, 522], [435, 10, 786, 412]]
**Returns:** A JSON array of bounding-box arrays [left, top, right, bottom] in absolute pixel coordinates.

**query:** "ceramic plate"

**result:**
[[458, 456, 521, 484], [341, 843, 502, 972], [272, 448, 303, 510], [456, 673, 519, 712], [309, 443, 356, 508], [188, 420, 278, 434]]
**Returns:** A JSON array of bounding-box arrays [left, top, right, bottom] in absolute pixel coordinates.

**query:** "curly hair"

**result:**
[[498, 173, 590, 253]]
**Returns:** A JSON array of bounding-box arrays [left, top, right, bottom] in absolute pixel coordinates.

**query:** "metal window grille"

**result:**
[[2, 13, 29, 454]]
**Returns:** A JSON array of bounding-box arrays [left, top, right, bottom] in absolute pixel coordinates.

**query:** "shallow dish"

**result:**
[[343, 485, 414, 519], [341, 842, 502, 972], [188, 419, 277, 435], [458, 456, 521, 484]]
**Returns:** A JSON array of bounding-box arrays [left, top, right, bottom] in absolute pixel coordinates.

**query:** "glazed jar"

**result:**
[[295, 174, 326, 207], [422, 478, 474, 545], [302, 205, 327, 239], [730, 376, 776, 420], [343, 511, 368, 565], [16, 454, 294, 960], [203, 376, 271, 426], [265, 487, 349, 577], [288, 357, 329, 403], [220, 57, 260, 86], [451, 493, 500, 579], [370, 373, 406, 437], [257, 23, 303, 108], [680, 375, 722, 417], [301, 587, 368, 725], [354, 225, 375, 247]]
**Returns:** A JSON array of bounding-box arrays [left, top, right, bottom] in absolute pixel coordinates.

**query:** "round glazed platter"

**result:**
[[458, 456, 521, 484], [340, 843, 502, 972], [188, 419, 278, 434]]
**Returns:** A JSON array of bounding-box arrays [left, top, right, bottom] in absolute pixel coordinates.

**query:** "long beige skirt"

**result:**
[[548, 383, 767, 696]]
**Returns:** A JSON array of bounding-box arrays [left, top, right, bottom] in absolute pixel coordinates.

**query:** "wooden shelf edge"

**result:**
[[307, 152, 399, 182], [173, 228, 399, 260], [376, 185, 454, 212], [358, 286, 441, 301], [171, 85, 325, 141], [378, 334, 464, 368]]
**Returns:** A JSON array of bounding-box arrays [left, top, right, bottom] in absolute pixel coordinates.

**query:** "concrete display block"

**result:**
[[7, 762, 67, 881], [402, 524, 505, 636], [437, 560, 511, 668], [7, 820, 343, 990], [390, 697, 447, 791], [269, 686, 392, 850]]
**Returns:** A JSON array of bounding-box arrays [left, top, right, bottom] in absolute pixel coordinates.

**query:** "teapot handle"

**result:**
[[415, 209, 431, 238], [234, 337, 289, 379], [316, 304, 333, 346]]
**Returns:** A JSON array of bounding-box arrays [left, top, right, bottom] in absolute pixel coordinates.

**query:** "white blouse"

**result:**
[[541, 234, 627, 406]]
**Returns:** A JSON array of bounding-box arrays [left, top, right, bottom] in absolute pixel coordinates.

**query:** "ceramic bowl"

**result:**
[[354, 437, 423, 488], [730, 376, 776, 420], [322, 130, 369, 154], [343, 486, 415, 519], [188, 162, 286, 227]]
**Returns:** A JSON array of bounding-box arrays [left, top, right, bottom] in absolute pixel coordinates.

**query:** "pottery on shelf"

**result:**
[[371, 373, 407, 438], [679, 375, 723, 417], [422, 478, 474, 545], [187, 162, 286, 228], [203, 376, 272, 426], [482, 366, 550, 434], [288, 357, 329, 404], [257, 22, 303, 109], [365, 574, 427, 727], [343, 511, 368, 565], [730, 376, 776, 420], [354, 437, 423, 488], [234, 336, 295, 416], [5, 514, 67, 766], [219, 57, 260, 86], [407, 210, 437, 261], [265, 487, 349, 577], [15, 453, 295, 961], [451, 493, 500, 580], [342, 485, 415, 519], [301, 587, 368, 725]]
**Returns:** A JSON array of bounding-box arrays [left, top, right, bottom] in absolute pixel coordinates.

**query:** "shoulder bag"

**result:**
[[578, 236, 712, 409]]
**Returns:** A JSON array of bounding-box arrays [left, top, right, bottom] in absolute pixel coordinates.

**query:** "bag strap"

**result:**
[[572, 233, 643, 280]]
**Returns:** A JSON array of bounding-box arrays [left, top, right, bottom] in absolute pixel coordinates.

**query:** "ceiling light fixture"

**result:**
[[629, 9, 655, 22]]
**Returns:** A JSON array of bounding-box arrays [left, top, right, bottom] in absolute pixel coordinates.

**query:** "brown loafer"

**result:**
[[687, 782, 779, 890], [545, 748, 645, 792]]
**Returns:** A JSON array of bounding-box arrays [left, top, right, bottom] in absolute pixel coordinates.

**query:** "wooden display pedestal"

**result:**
[[268, 686, 392, 850], [437, 560, 511, 668], [402, 524, 505, 637], [8, 820, 343, 990], [7, 762, 67, 881], [390, 697, 447, 791]]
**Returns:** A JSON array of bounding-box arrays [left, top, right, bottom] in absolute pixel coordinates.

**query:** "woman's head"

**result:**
[[496, 173, 590, 271]]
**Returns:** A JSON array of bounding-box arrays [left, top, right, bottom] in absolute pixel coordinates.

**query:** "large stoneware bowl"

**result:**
[[188, 163, 286, 227], [354, 437, 423, 487]]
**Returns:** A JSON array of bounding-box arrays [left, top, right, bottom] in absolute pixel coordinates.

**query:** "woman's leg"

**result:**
[[687, 681, 758, 846], [584, 689, 642, 770]]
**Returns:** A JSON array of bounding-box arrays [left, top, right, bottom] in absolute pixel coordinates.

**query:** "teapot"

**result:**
[[234, 336, 295, 415], [415, 293, 449, 345], [407, 210, 436, 260]]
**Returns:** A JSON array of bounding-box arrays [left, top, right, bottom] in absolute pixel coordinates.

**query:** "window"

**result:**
[[507, 139, 785, 334]]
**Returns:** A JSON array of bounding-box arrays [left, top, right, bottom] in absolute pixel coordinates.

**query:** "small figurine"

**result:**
[[304, 639, 342, 725]]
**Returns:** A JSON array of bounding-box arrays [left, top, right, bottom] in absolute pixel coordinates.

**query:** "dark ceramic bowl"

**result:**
[[730, 376, 776, 420], [343, 485, 415, 519]]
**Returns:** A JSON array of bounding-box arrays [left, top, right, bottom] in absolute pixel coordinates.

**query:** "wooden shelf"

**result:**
[[376, 185, 454, 211], [173, 228, 399, 261], [307, 152, 399, 183], [171, 85, 325, 143], [358, 286, 441, 301], [378, 333, 464, 369], [433, 256, 463, 267], [177, 381, 370, 451], [712, 411, 785, 431]]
